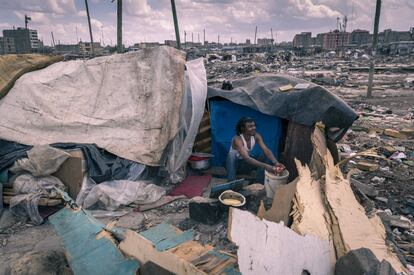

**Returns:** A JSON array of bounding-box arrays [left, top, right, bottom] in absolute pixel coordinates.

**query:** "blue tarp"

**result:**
[[210, 99, 283, 167]]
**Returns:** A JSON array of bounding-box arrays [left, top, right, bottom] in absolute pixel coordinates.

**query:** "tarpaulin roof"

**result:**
[[0, 47, 186, 166], [208, 74, 358, 141]]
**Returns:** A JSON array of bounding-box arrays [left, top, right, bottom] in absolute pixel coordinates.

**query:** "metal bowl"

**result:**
[[188, 152, 214, 170], [189, 158, 211, 170]]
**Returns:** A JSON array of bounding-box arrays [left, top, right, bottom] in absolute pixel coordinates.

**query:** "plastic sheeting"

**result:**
[[8, 146, 68, 224], [10, 174, 66, 224], [0, 47, 186, 166], [208, 74, 358, 142], [163, 58, 208, 183], [0, 140, 146, 184], [82, 180, 166, 211], [10, 145, 70, 176]]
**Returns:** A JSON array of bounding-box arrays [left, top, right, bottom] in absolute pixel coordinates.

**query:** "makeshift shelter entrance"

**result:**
[[209, 99, 283, 167], [203, 74, 358, 179]]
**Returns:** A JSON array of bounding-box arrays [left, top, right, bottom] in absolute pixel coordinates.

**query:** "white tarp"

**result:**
[[0, 46, 186, 166], [165, 58, 208, 183]]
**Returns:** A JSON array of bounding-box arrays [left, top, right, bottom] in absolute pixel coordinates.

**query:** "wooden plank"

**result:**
[[311, 127, 406, 274], [49, 207, 140, 275], [290, 159, 336, 267], [260, 178, 298, 225], [228, 208, 332, 275], [281, 122, 314, 181], [3, 195, 63, 206], [120, 230, 207, 275]]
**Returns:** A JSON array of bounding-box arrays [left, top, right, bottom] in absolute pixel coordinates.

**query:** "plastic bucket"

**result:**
[[264, 169, 289, 199]]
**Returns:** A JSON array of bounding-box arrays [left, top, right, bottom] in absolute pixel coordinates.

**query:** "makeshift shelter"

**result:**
[[0, 47, 207, 185], [199, 74, 358, 180]]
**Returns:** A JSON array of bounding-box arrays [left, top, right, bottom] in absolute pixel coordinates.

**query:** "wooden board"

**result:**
[[311, 127, 406, 273], [120, 225, 239, 275], [229, 208, 332, 275], [290, 159, 336, 268], [120, 230, 207, 275], [258, 178, 298, 225], [3, 195, 62, 206]]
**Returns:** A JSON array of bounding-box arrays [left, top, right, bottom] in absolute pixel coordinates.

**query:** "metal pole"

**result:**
[[254, 26, 257, 44], [203, 29, 205, 45], [84, 0, 94, 55], [170, 0, 181, 49], [367, 0, 381, 98], [117, 0, 122, 53]]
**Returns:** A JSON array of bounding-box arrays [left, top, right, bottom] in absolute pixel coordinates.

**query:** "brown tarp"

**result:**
[[0, 54, 63, 99]]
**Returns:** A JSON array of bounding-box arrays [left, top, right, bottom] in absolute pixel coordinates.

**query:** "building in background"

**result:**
[[0, 36, 16, 54], [257, 38, 274, 45], [2, 28, 40, 54], [79, 41, 103, 55], [164, 40, 176, 47], [292, 32, 312, 48], [29, 29, 39, 51], [349, 29, 370, 46], [3, 28, 31, 53], [322, 30, 350, 50]]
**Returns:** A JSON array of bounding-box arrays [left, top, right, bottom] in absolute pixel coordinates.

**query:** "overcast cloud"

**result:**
[[0, 0, 412, 46]]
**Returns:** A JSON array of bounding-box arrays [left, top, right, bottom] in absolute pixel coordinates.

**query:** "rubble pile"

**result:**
[[205, 60, 272, 80], [338, 102, 414, 266]]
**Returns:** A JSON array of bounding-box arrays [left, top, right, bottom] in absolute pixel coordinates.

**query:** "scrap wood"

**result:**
[[336, 147, 391, 168], [290, 159, 337, 267], [3, 195, 62, 206], [257, 177, 298, 225], [120, 224, 238, 275], [229, 208, 332, 275], [311, 126, 407, 273]]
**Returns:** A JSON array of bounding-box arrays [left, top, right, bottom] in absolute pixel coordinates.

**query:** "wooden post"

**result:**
[[117, 0, 122, 53], [367, 0, 382, 98], [84, 0, 94, 56], [170, 0, 181, 49]]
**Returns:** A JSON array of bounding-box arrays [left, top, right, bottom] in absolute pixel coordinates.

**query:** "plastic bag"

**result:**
[[83, 180, 166, 211], [75, 174, 96, 207], [10, 174, 66, 225], [126, 163, 147, 181], [13, 174, 65, 197], [164, 58, 208, 183], [10, 193, 43, 225], [10, 145, 69, 176]]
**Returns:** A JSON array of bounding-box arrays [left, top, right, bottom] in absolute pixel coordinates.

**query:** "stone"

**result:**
[[375, 197, 389, 204], [189, 197, 222, 225], [335, 248, 380, 275], [384, 129, 407, 139], [357, 161, 379, 172], [351, 179, 379, 198]]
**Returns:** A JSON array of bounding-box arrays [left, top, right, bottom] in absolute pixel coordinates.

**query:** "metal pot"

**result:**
[[189, 158, 211, 170], [188, 152, 214, 170]]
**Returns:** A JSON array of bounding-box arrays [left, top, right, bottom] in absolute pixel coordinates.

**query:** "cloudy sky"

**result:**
[[0, 0, 413, 47]]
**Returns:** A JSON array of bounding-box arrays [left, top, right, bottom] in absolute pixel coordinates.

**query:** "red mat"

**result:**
[[169, 175, 212, 198]]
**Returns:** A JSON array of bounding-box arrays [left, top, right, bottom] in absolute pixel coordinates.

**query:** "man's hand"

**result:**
[[265, 164, 275, 173], [274, 163, 286, 175]]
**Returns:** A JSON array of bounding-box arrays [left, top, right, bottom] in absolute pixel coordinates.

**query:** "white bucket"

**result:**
[[264, 169, 289, 199]]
